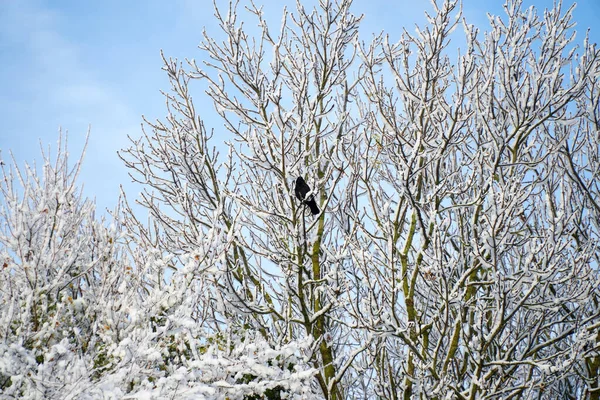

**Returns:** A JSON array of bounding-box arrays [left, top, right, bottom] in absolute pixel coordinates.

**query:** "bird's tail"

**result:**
[[307, 198, 320, 215]]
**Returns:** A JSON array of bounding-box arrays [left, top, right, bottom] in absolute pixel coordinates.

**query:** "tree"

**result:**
[[119, 0, 600, 398], [0, 133, 134, 398]]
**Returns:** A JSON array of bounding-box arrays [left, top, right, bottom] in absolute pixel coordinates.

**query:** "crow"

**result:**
[[294, 176, 320, 215]]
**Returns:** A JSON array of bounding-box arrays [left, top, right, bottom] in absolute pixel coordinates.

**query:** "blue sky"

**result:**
[[1, 0, 599, 213]]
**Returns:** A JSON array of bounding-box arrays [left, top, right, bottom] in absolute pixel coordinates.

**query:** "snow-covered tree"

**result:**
[[0, 133, 134, 398], [120, 0, 600, 398]]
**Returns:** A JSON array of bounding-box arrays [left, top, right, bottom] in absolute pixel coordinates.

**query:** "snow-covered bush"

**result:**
[[0, 134, 134, 398], [107, 331, 318, 400]]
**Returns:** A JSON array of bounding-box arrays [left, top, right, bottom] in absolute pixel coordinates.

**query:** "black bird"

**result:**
[[294, 176, 320, 215]]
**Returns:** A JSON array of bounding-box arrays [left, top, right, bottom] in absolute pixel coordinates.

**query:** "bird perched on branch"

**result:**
[[294, 176, 320, 215]]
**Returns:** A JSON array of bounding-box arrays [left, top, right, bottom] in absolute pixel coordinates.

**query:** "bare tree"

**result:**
[[120, 0, 600, 398]]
